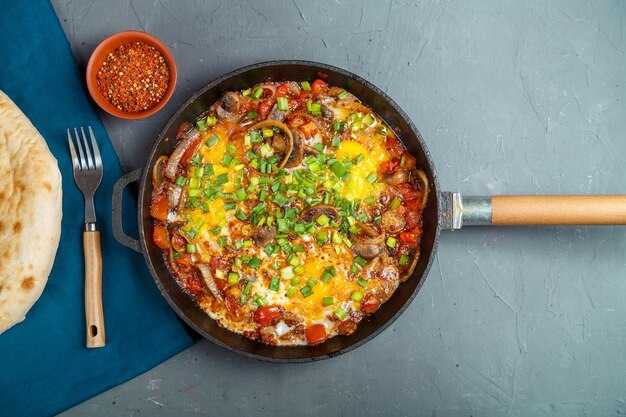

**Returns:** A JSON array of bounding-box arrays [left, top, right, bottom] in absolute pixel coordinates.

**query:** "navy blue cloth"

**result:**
[[0, 1, 194, 416]]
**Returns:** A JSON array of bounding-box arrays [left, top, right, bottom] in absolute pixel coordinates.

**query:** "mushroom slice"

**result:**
[[384, 169, 409, 186], [216, 91, 242, 122], [197, 263, 224, 303], [300, 205, 340, 223], [253, 225, 277, 247], [164, 127, 199, 179], [284, 128, 304, 168], [248, 120, 294, 171], [350, 223, 385, 260]]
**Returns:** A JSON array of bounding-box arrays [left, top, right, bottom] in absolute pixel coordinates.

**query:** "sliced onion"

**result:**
[[197, 263, 224, 303], [168, 184, 182, 210], [164, 127, 199, 179]]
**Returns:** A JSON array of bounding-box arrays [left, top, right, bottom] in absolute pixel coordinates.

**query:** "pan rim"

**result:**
[[136, 60, 441, 362]]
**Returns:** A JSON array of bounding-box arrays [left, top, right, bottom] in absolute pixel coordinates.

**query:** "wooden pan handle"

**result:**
[[492, 195, 626, 225], [84, 230, 105, 348]]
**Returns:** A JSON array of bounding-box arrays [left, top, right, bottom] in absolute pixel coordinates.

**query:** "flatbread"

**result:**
[[0, 90, 62, 334]]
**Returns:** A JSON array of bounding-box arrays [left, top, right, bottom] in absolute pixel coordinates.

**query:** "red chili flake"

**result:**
[[96, 41, 170, 113]]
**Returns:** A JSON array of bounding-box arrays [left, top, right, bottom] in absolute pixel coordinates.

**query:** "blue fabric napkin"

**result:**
[[0, 1, 194, 416]]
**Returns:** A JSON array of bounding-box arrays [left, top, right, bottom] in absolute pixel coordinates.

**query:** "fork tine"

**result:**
[[80, 127, 94, 170], [67, 129, 80, 171], [74, 128, 87, 170], [88, 126, 102, 168]]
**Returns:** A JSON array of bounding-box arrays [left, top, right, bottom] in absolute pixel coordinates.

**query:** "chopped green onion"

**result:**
[[291, 277, 300, 286], [331, 135, 341, 148], [269, 277, 280, 291], [320, 266, 336, 283], [262, 128, 274, 137], [354, 256, 367, 267], [242, 88, 251, 96], [235, 210, 247, 221], [399, 254, 408, 266], [323, 297, 334, 306], [221, 154, 233, 167], [252, 87, 263, 99], [316, 214, 329, 226], [218, 236, 227, 247], [286, 287, 297, 298], [389, 197, 401, 210], [334, 307, 348, 321], [330, 161, 346, 177], [333, 120, 345, 132], [248, 256, 262, 269], [264, 243, 275, 256], [196, 118, 208, 131], [175, 175, 187, 186], [307, 278, 318, 288], [364, 196, 376, 205], [351, 291, 364, 301], [357, 279, 367, 288], [277, 97, 289, 111], [216, 173, 229, 185], [205, 134, 219, 148], [226, 144, 237, 153], [362, 114, 374, 126], [246, 110, 258, 119], [337, 90, 348, 100], [206, 116, 217, 126], [240, 280, 254, 303], [234, 240, 244, 250], [300, 286, 314, 298], [186, 244, 196, 253], [228, 272, 239, 284], [188, 189, 200, 197], [386, 236, 397, 248], [235, 189, 248, 201], [200, 203, 210, 213], [301, 81, 311, 91], [224, 201, 237, 211], [366, 173, 377, 184]]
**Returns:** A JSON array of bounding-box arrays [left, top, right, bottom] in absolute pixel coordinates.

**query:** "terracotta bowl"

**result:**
[[86, 31, 177, 119]]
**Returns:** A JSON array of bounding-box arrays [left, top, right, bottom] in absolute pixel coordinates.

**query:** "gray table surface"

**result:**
[[52, 0, 626, 416]]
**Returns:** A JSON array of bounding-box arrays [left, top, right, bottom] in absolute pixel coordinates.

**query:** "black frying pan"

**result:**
[[112, 60, 626, 362]]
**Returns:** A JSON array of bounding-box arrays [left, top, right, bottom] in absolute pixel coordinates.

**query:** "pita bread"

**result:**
[[0, 90, 62, 334]]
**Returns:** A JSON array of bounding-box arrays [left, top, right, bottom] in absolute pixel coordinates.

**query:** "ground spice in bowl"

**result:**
[[96, 41, 170, 113]]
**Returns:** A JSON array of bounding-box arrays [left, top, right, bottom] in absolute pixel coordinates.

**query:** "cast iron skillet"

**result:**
[[112, 61, 440, 362], [112, 60, 626, 362]]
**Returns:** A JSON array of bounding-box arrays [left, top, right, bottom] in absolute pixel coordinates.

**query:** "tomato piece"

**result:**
[[298, 121, 318, 138], [396, 183, 419, 201], [379, 160, 398, 175], [224, 292, 243, 320], [275, 83, 289, 98], [362, 293, 381, 314], [405, 198, 421, 211], [399, 226, 422, 245], [305, 323, 327, 345], [311, 79, 328, 95], [385, 136, 404, 159], [404, 210, 421, 230], [298, 90, 313, 104], [254, 305, 284, 326], [150, 194, 168, 221], [153, 225, 170, 249], [174, 253, 194, 266], [258, 100, 273, 119], [185, 271, 203, 294], [180, 137, 201, 164]]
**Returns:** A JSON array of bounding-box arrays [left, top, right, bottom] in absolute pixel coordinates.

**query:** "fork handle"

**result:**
[[84, 226, 105, 348]]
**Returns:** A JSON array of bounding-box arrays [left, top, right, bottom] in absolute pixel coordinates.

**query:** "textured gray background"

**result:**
[[51, 0, 626, 416]]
